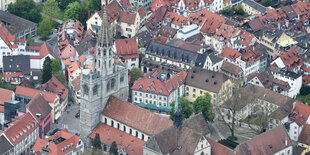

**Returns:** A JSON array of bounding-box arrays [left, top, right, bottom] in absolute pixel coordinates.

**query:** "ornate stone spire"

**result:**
[[174, 83, 182, 129], [97, 6, 112, 47]]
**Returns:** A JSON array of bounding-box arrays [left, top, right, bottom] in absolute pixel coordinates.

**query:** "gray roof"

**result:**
[[0, 10, 37, 35], [209, 53, 223, 64], [135, 31, 152, 46], [146, 40, 197, 64], [195, 54, 207, 68], [3, 55, 30, 75], [0, 135, 13, 154], [281, 5, 298, 19], [242, 0, 266, 13], [76, 34, 97, 56]]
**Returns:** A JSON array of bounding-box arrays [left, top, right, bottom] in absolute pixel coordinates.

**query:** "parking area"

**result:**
[[50, 102, 80, 135]]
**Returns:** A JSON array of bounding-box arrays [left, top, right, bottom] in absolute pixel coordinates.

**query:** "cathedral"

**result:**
[[79, 7, 129, 143]]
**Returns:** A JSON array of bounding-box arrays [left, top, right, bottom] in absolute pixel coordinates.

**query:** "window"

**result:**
[[120, 76, 124, 82], [140, 93, 142, 96], [130, 129, 132, 134], [200, 90, 203, 94], [186, 87, 189, 91], [123, 126, 126, 132], [117, 123, 120, 129], [136, 131, 138, 137], [193, 88, 196, 92], [126, 28, 132, 32], [104, 118, 107, 124], [111, 120, 114, 127], [135, 92, 137, 95], [134, 97, 137, 101], [146, 94, 148, 97], [193, 94, 196, 98], [131, 58, 136, 61], [142, 134, 144, 140]]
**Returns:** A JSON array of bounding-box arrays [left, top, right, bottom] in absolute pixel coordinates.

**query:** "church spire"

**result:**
[[97, 6, 112, 47], [174, 83, 182, 129]]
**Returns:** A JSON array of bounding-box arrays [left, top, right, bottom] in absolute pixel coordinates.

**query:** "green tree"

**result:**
[[64, 1, 81, 20], [37, 17, 53, 40], [109, 141, 118, 155], [87, 0, 101, 13], [234, 4, 245, 15], [170, 97, 193, 120], [193, 93, 214, 121], [56, 0, 78, 10], [7, 0, 41, 23], [78, 2, 89, 25], [0, 76, 15, 90], [42, 56, 52, 84], [129, 67, 144, 84], [262, 0, 272, 7], [26, 37, 34, 46], [42, 0, 62, 19], [51, 59, 61, 73], [92, 133, 102, 149]]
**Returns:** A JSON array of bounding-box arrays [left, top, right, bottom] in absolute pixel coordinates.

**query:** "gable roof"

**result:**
[[59, 44, 77, 59], [299, 124, 310, 145], [0, 88, 13, 107], [29, 42, 56, 59], [221, 61, 242, 76], [186, 67, 229, 93], [233, 125, 292, 155], [15, 86, 57, 103], [3, 55, 30, 74], [0, 23, 17, 50], [4, 113, 38, 145], [200, 11, 225, 35], [102, 96, 173, 135], [39, 76, 68, 100], [290, 102, 310, 126], [0, 135, 13, 154], [205, 137, 231, 155], [90, 123, 145, 155], [242, 0, 266, 13], [220, 47, 242, 62], [27, 93, 52, 122], [119, 11, 137, 25], [115, 38, 139, 59]]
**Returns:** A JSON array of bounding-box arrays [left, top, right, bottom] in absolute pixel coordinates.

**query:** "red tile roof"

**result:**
[[95, 1, 122, 24], [259, 8, 287, 26], [238, 30, 255, 47], [0, 23, 16, 50], [72, 75, 80, 91], [4, 113, 38, 145], [131, 71, 187, 96], [0, 88, 13, 106], [33, 128, 81, 155], [59, 44, 77, 59], [152, 0, 167, 12], [220, 47, 242, 62], [278, 47, 303, 70], [200, 11, 225, 35], [290, 102, 310, 126], [138, 7, 147, 19], [303, 75, 310, 85], [15, 86, 57, 103], [90, 123, 145, 155], [26, 93, 52, 122], [102, 96, 173, 135], [67, 60, 80, 77], [30, 42, 57, 59], [292, 1, 310, 16], [119, 11, 137, 25], [39, 76, 69, 100], [115, 38, 139, 59], [299, 124, 310, 145], [205, 137, 231, 155]]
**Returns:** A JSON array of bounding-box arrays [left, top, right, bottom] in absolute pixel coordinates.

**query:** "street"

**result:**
[[51, 102, 80, 135]]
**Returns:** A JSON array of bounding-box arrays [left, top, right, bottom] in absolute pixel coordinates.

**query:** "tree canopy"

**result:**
[[37, 17, 53, 40], [129, 67, 144, 84], [92, 133, 102, 149], [170, 97, 193, 120], [193, 93, 214, 121], [109, 141, 118, 155], [87, 0, 101, 13], [56, 0, 78, 10], [64, 1, 81, 20], [42, 0, 62, 19], [7, 0, 41, 23], [51, 59, 61, 73], [42, 56, 52, 84]]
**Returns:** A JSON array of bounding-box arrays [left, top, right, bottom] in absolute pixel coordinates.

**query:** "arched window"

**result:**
[[117, 123, 120, 129], [200, 152, 205, 155], [135, 131, 138, 138], [123, 126, 126, 132], [130, 129, 132, 134], [104, 118, 107, 124], [93, 85, 98, 96], [111, 79, 116, 90], [142, 134, 144, 140], [106, 81, 110, 92], [111, 120, 114, 127], [83, 85, 89, 96]]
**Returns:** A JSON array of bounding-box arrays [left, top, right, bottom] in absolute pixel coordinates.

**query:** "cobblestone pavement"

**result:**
[[51, 102, 80, 135]]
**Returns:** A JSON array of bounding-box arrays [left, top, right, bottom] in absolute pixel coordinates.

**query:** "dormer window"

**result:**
[[147, 87, 150, 92], [152, 88, 155, 93], [159, 89, 162, 94], [151, 81, 154, 86], [139, 85, 143, 90]]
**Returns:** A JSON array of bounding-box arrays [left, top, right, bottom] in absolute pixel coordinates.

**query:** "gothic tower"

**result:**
[[174, 84, 183, 129], [80, 7, 129, 144]]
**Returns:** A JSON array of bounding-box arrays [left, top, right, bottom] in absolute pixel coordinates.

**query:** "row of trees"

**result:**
[[169, 93, 215, 122], [8, 0, 102, 40]]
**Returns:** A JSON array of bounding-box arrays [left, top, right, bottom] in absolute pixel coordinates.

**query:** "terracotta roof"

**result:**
[[59, 44, 77, 59], [0, 88, 13, 106], [27, 93, 52, 122], [102, 96, 173, 135], [221, 61, 242, 76], [238, 30, 255, 47], [67, 60, 80, 77], [39, 76, 68, 100], [248, 18, 264, 32], [233, 125, 292, 155], [200, 11, 225, 35], [90, 123, 145, 155], [299, 124, 310, 145], [247, 70, 289, 91], [205, 137, 231, 155], [131, 71, 187, 96], [149, 6, 168, 23], [259, 8, 287, 26], [4, 113, 38, 145], [96, 0, 122, 23], [220, 47, 242, 62], [115, 38, 139, 59], [303, 75, 310, 85], [278, 48, 303, 70], [159, 25, 177, 38], [290, 102, 310, 126], [292, 1, 310, 16], [30, 42, 56, 59], [15, 86, 57, 103], [151, 0, 167, 12], [213, 24, 240, 41], [72, 75, 81, 91], [138, 7, 147, 19], [119, 11, 136, 25], [0, 23, 17, 50], [33, 128, 81, 155], [185, 67, 229, 93]]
